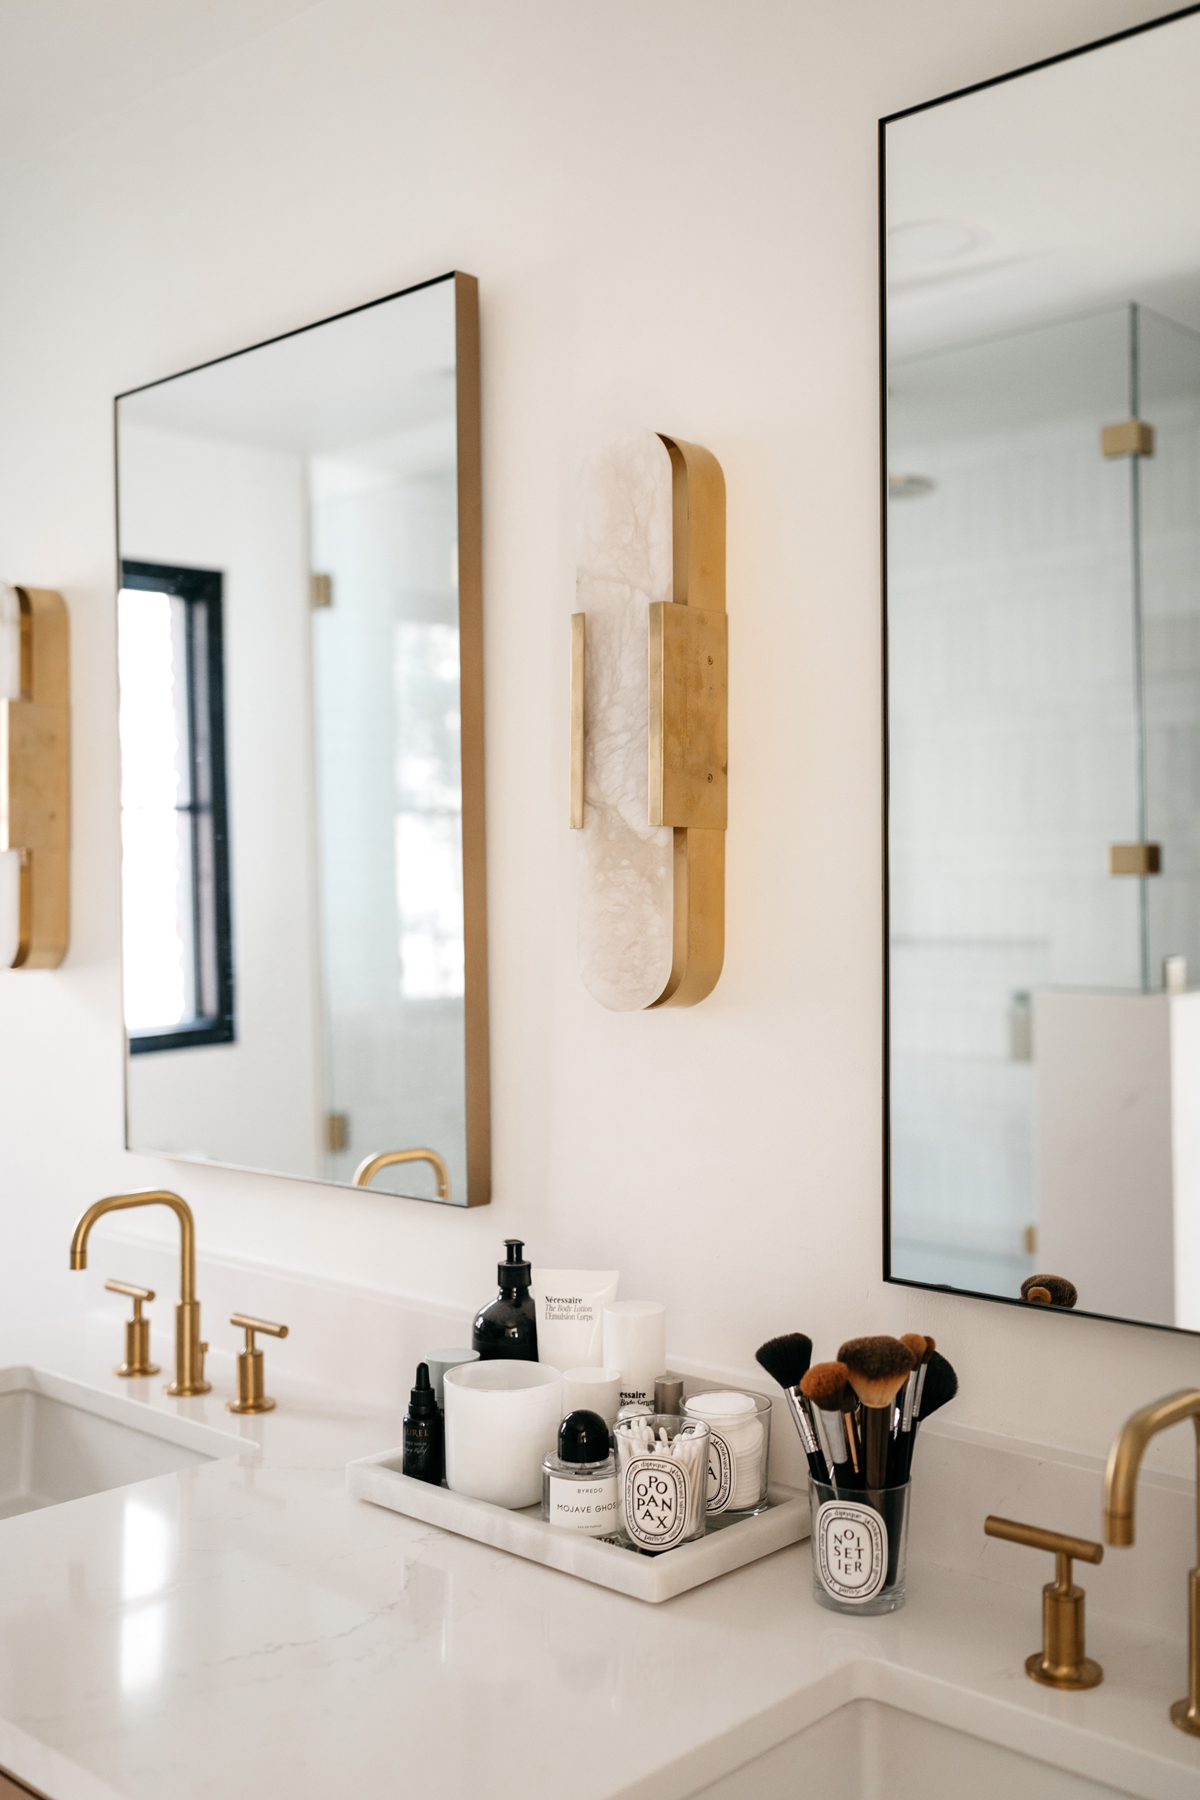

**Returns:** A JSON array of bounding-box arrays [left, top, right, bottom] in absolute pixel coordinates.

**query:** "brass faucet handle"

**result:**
[[227, 1315, 288, 1415], [984, 1515, 1103, 1689], [106, 1278, 160, 1378], [105, 1279, 155, 1312], [230, 1313, 289, 1347]]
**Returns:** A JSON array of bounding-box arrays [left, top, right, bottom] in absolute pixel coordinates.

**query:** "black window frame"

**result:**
[[121, 559, 236, 1054]]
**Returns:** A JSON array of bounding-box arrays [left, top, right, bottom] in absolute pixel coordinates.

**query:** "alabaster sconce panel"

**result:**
[[572, 432, 727, 1011], [0, 584, 70, 969]]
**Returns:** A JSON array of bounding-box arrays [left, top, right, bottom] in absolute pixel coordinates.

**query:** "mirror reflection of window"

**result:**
[[118, 564, 233, 1053], [395, 620, 463, 1001]]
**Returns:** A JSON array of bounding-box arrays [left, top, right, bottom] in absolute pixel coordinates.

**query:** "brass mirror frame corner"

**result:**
[[454, 271, 491, 1205], [0, 586, 70, 969]]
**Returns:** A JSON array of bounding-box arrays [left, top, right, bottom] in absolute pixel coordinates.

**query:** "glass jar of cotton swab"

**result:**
[[614, 1414, 710, 1552]]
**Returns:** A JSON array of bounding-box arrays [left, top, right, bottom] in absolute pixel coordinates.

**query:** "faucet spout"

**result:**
[[1103, 1387, 1200, 1733], [69, 1190, 208, 1396]]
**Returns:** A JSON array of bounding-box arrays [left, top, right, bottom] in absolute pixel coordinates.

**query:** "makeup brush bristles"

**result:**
[[754, 1333, 814, 1392], [799, 1361, 850, 1408], [837, 1335, 915, 1409]]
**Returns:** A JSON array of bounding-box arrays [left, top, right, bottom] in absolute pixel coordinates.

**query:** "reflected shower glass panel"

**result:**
[[888, 307, 1138, 1298]]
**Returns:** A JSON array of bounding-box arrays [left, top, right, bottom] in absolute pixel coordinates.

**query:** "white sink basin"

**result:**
[[695, 1699, 1133, 1800], [0, 1366, 248, 1517]]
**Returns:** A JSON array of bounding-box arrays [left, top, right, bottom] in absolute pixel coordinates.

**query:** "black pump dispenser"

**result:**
[[499, 1239, 532, 1290], [473, 1238, 539, 1361], [403, 1362, 443, 1484]]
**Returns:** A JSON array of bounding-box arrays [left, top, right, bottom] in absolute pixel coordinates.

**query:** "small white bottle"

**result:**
[[542, 1411, 619, 1536]]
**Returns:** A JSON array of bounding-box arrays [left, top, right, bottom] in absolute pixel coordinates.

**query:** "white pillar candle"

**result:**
[[602, 1302, 666, 1408], [444, 1361, 563, 1508]]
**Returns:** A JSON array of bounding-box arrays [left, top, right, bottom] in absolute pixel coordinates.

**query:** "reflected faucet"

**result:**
[[1103, 1388, 1200, 1734], [70, 1190, 210, 1396], [352, 1149, 450, 1202]]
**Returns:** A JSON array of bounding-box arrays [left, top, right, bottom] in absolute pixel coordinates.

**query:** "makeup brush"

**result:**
[[755, 1333, 826, 1483], [799, 1362, 859, 1491], [889, 1334, 928, 1483], [838, 1336, 916, 1490], [893, 1335, 934, 1482], [913, 1349, 957, 1423], [1021, 1274, 1077, 1309]]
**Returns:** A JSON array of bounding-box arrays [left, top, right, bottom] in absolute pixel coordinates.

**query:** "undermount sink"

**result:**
[[696, 1699, 1135, 1800], [0, 1365, 248, 1518]]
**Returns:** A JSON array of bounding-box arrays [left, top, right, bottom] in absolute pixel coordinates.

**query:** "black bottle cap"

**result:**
[[499, 1238, 532, 1287], [408, 1362, 438, 1419], [558, 1410, 611, 1464]]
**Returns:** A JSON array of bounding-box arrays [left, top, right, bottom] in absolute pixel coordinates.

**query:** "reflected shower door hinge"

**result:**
[[1110, 842, 1161, 875], [326, 1112, 349, 1153], [1101, 420, 1155, 458], [311, 573, 333, 609]]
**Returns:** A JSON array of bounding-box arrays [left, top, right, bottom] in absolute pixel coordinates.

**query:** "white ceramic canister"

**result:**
[[561, 1367, 623, 1427], [444, 1361, 563, 1508]]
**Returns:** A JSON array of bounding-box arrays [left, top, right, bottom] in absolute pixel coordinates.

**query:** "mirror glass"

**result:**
[[116, 273, 488, 1206], [884, 14, 1200, 1326]]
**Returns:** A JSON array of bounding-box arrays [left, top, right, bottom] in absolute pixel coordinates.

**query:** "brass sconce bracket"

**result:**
[[569, 434, 727, 1010], [0, 587, 69, 968]]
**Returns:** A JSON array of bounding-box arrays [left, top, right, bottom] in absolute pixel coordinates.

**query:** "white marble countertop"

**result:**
[[2, 1319, 1200, 1800]]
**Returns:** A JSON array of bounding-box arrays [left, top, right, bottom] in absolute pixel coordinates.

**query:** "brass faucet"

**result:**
[[70, 1190, 210, 1396], [352, 1148, 450, 1201], [1103, 1388, 1200, 1734]]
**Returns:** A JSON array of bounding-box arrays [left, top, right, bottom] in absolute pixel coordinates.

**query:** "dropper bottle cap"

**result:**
[[498, 1239, 532, 1289], [407, 1362, 438, 1419]]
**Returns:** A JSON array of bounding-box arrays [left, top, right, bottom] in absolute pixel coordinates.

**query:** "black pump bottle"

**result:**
[[472, 1239, 539, 1361], [403, 1362, 444, 1484]]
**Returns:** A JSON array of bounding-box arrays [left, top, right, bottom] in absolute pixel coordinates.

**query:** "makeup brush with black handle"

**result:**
[[890, 1333, 930, 1483], [755, 1333, 828, 1483], [799, 1362, 860, 1491], [895, 1347, 959, 1482], [838, 1336, 916, 1490]]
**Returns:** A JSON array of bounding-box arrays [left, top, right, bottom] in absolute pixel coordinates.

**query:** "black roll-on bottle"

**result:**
[[403, 1362, 444, 1484], [472, 1239, 539, 1361]]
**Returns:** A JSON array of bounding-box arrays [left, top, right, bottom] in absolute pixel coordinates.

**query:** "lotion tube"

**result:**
[[603, 1301, 666, 1408], [531, 1269, 619, 1369]]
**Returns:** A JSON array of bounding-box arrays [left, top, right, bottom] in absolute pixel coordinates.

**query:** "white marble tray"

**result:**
[[346, 1448, 809, 1603]]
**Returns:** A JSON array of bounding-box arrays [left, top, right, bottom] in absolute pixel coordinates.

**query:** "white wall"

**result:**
[[4, 0, 1200, 1477], [118, 421, 323, 1178]]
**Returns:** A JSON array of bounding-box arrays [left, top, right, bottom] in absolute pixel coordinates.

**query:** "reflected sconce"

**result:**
[[571, 433, 726, 1010], [0, 585, 70, 968]]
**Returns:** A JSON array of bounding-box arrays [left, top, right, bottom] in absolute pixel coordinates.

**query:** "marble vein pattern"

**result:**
[[575, 430, 674, 1010]]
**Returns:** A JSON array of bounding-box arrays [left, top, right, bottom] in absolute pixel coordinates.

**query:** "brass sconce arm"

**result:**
[[70, 1190, 209, 1395], [353, 1149, 451, 1202], [0, 586, 69, 968]]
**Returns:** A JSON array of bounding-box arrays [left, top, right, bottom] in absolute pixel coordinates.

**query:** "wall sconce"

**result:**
[[0, 584, 70, 968], [572, 433, 726, 1010]]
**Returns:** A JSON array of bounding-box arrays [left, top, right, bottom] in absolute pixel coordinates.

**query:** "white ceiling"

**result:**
[[886, 10, 1200, 358]]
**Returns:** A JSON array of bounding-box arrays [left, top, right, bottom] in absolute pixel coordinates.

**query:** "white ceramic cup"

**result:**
[[444, 1360, 563, 1508], [561, 1367, 623, 1427]]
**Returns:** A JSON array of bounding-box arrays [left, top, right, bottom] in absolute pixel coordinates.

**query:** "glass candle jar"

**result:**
[[683, 1390, 772, 1519], [614, 1413, 709, 1553], [809, 1479, 910, 1615]]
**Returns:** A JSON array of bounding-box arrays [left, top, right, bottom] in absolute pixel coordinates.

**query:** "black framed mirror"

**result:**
[[882, 8, 1200, 1331]]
